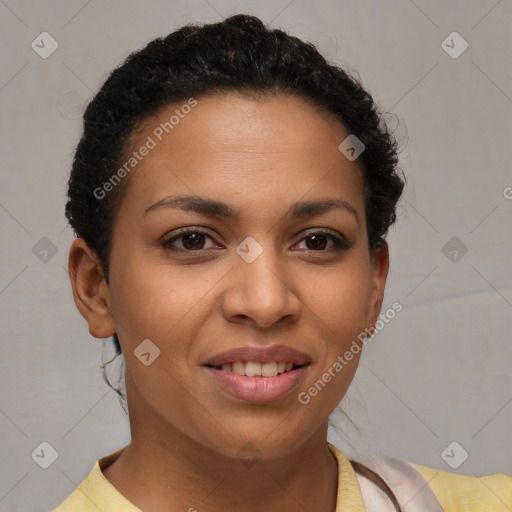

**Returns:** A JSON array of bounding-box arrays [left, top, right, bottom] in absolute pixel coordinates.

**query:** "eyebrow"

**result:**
[[143, 194, 359, 225]]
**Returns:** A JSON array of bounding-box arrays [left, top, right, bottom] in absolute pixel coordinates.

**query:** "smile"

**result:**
[[207, 360, 306, 377], [202, 344, 312, 402], [204, 362, 310, 402]]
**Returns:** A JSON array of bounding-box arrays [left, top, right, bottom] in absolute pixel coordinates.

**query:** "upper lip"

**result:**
[[203, 344, 312, 367]]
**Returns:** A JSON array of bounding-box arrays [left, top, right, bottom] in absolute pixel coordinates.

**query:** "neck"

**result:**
[[102, 380, 339, 512]]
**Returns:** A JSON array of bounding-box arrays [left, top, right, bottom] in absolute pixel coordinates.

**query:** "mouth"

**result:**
[[205, 360, 309, 377], [202, 345, 312, 402]]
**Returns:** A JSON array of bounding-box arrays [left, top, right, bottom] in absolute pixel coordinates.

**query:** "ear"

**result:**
[[365, 240, 390, 330], [68, 238, 116, 339]]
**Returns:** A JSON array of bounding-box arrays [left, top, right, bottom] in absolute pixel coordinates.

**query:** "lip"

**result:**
[[205, 365, 309, 402], [202, 344, 312, 403], [203, 344, 312, 367]]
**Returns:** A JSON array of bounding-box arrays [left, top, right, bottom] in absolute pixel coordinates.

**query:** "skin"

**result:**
[[68, 92, 389, 512]]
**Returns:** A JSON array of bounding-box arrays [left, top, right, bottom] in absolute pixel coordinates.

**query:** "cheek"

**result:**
[[307, 263, 371, 334], [110, 251, 224, 341], [302, 259, 371, 402]]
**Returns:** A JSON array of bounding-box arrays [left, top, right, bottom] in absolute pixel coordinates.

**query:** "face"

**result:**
[[72, 92, 388, 461]]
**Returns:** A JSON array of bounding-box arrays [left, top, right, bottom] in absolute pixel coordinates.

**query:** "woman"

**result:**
[[54, 14, 512, 511]]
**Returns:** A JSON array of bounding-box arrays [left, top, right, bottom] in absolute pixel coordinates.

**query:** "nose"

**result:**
[[220, 239, 302, 329]]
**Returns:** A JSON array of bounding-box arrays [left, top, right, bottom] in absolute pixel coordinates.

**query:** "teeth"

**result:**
[[217, 360, 299, 377], [232, 361, 245, 375], [261, 361, 278, 377], [245, 361, 262, 377]]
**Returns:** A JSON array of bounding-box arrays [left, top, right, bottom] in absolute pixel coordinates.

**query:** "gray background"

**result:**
[[0, 1, 511, 510]]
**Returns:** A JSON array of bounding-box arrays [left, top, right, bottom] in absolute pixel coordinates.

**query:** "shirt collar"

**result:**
[[85, 442, 366, 511]]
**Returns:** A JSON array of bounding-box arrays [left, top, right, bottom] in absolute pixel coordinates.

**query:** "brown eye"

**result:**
[[161, 229, 217, 251], [295, 230, 351, 252], [304, 233, 329, 250], [179, 232, 207, 250]]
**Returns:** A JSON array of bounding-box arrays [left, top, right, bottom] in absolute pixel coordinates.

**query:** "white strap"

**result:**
[[355, 456, 444, 512]]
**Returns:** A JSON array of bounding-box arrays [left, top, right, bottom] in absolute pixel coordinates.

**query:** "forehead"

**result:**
[[117, 92, 365, 220]]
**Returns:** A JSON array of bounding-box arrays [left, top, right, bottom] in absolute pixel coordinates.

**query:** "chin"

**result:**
[[196, 421, 319, 463]]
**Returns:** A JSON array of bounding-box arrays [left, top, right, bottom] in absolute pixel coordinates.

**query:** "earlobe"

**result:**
[[68, 238, 116, 339], [365, 240, 390, 330]]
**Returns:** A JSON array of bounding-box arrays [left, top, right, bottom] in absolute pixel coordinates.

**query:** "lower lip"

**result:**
[[205, 366, 309, 403]]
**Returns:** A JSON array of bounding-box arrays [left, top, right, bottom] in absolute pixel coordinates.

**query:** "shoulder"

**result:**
[[410, 461, 512, 511], [52, 447, 140, 512], [339, 441, 512, 512], [368, 454, 512, 512], [51, 461, 104, 512]]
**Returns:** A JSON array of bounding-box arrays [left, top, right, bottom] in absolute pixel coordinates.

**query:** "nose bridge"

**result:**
[[238, 233, 288, 298], [224, 234, 299, 327]]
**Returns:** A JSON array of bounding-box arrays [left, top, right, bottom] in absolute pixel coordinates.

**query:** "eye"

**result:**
[[294, 230, 351, 252], [160, 227, 351, 253], [161, 228, 219, 251]]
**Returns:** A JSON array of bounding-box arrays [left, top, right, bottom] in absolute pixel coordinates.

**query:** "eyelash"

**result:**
[[160, 227, 351, 254]]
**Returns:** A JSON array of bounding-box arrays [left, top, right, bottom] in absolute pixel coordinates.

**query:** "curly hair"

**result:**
[[65, 13, 405, 411]]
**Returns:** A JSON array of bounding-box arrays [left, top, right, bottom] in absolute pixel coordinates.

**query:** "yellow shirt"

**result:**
[[52, 443, 512, 511]]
